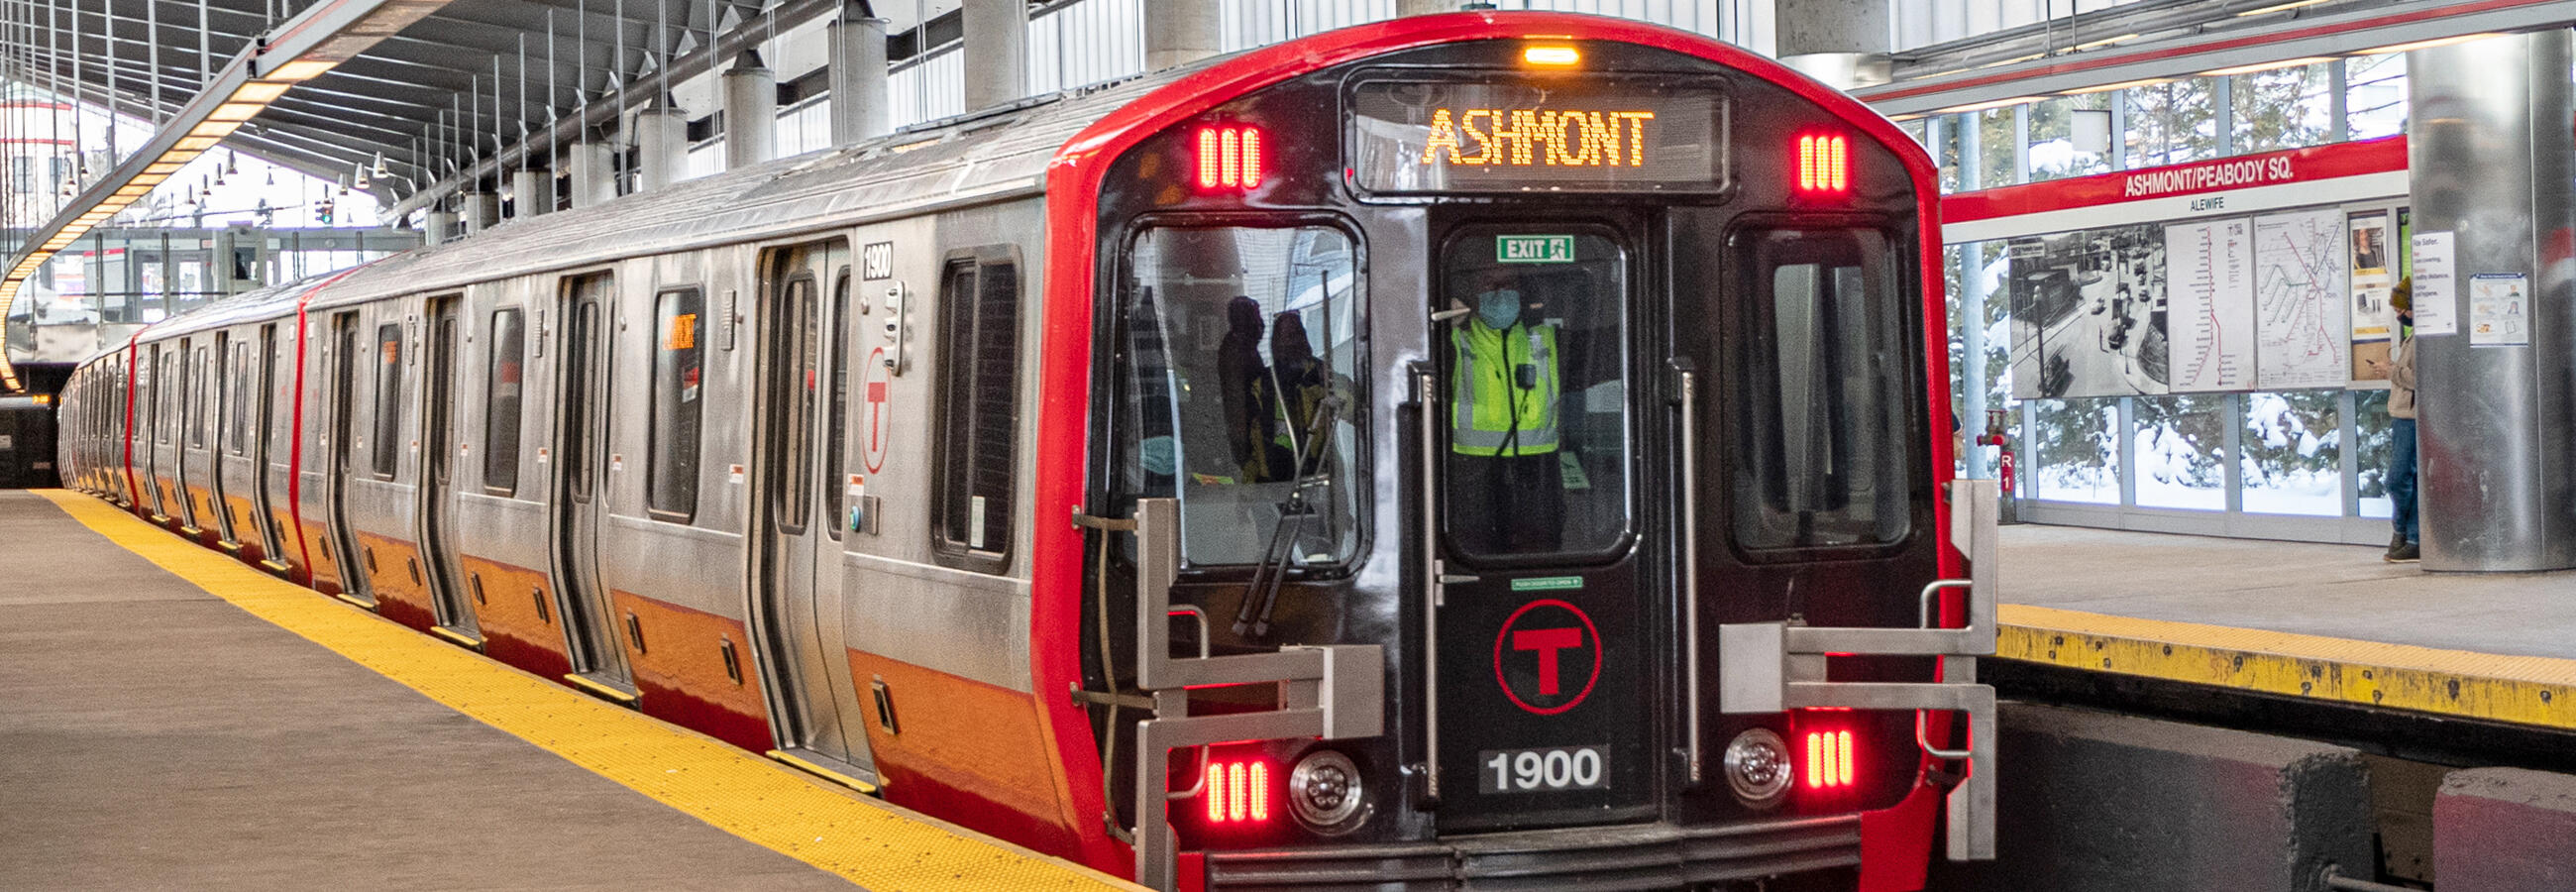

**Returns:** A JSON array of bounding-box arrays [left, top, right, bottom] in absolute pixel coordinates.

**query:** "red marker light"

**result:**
[[1195, 126, 1266, 190], [1201, 758, 1273, 823], [1802, 730, 1856, 788], [1796, 134, 1849, 194]]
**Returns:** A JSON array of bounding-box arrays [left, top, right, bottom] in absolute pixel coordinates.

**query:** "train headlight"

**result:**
[[1724, 728, 1793, 806], [1287, 749, 1367, 833]]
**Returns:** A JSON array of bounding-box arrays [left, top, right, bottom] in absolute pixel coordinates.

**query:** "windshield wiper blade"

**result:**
[[1233, 393, 1343, 639]]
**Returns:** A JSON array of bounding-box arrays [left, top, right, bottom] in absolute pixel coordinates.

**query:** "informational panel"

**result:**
[[2348, 209, 2397, 381], [2006, 225, 2171, 399], [2251, 209, 2352, 389], [2412, 231, 2457, 336], [2164, 218, 2256, 391], [2469, 273, 2531, 347]]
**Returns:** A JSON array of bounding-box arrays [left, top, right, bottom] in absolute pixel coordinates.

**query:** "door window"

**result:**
[[373, 323, 403, 479], [1732, 227, 1911, 550], [483, 308, 526, 496], [768, 277, 817, 533], [648, 287, 707, 522], [1440, 230, 1630, 561], [1118, 225, 1364, 569]]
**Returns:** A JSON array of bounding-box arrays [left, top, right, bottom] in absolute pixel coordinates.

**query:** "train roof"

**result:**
[[98, 56, 1212, 355], [93, 11, 1888, 361]]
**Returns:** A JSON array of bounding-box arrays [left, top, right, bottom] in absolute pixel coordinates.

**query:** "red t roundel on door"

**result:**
[[1491, 599, 1602, 716]]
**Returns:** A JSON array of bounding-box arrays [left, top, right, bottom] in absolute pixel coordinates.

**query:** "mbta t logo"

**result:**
[[1491, 599, 1603, 716]]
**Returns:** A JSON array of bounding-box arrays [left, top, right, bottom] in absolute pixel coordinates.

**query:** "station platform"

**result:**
[[0, 490, 1136, 892], [1995, 524, 2576, 736]]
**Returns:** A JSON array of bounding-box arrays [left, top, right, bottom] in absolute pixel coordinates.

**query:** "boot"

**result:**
[[2386, 540, 2420, 563]]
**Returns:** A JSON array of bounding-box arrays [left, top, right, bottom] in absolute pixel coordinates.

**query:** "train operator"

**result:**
[[1449, 267, 1578, 554]]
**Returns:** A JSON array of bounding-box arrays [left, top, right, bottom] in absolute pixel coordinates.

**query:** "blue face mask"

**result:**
[[1476, 288, 1523, 330]]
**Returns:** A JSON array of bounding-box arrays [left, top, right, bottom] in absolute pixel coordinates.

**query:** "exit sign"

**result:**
[[1496, 235, 1575, 264]]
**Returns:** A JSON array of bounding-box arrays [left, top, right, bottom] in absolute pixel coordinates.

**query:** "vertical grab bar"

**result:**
[[1673, 363, 1703, 784], [1411, 363, 1443, 800]]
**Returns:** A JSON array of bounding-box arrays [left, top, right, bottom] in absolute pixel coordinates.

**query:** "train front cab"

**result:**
[[1059, 17, 1995, 891]]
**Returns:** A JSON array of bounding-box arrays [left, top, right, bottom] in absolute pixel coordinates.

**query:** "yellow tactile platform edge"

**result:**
[[36, 491, 1142, 892], [2000, 603, 2576, 729]]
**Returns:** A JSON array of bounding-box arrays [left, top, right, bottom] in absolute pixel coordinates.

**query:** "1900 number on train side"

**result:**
[[1479, 744, 1609, 793]]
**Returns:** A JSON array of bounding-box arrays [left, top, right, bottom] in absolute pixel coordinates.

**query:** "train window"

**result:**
[[154, 351, 170, 444], [1733, 227, 1911, 550], [374, 322, 404, 479], [823, 271, 851, 542], [1439, 229, 1630, 561], [930, 253, 1020, 564], [648, 287, 706, 523], [190, 346, 209, 449], [767, 277, 817, 534], [1118, 225, 1364, 569], [483, 308, 526, 497], [229, 341, 252, 456]]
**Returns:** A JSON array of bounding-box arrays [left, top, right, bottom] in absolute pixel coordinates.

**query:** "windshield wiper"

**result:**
[[1234, 393, 1343, 639]]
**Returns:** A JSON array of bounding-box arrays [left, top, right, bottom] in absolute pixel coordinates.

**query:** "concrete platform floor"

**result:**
[[0, 489, 857, 890], [1999, 523, 2576, 660]]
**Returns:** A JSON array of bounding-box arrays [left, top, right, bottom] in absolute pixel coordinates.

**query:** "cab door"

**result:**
[[1424, 219, 1660, 832]]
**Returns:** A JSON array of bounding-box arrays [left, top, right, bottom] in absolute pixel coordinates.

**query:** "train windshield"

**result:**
[[1119, 225, 1363, 569]]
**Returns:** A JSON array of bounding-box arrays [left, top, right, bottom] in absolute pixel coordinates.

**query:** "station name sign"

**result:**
[[1347, 76, 1725, 194]]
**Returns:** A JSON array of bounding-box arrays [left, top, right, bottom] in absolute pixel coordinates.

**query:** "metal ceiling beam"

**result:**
[[388, 0, 844, 217], [0, 0, 460, 391], [1860, 0, 2576, 116]]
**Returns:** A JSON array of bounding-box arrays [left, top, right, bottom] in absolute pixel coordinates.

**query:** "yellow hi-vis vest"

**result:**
[[1449, 320, 1559, 457]]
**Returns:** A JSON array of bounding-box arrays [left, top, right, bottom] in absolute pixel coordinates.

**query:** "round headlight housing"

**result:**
[[1287, 749, 1368, 834], [1724, 727, 1794, 806]]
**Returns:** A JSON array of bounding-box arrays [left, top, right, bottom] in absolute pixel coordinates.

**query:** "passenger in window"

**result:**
[[1217, 295, 1292, 484], [1449, 268, 1568, 554], [1269, 311, 1333, 475]]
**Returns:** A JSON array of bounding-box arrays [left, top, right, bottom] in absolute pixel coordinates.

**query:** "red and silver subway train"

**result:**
[[54, 13, 1996, 890]]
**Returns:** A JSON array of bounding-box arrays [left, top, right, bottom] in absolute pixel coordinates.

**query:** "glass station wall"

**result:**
[[1909, 55, 2411, 544]]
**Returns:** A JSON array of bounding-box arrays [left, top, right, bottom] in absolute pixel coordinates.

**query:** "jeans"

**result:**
[[2389, 417, 2419, 545]]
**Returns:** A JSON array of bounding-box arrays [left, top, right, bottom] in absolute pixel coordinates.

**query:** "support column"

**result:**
[[567, 139, 617, 208], [722, 51, 777, 168], [510, 168, 555, 218], [2410, 31, 2576, 572], [1395, 0, 1455, 16], [828, 8, 890, 145], [459, 191, 498, 233], [962, 0, 1026, 112], [1774, 0, 1892, 89], [632, 103, 690, 192], [424, 208, 458, 244], [1144, 0, 1221, 71]]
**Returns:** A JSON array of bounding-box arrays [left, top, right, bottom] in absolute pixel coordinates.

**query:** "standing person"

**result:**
[[1216, 295, 1289, 484], [2369, 278, 2419, 562], [1448, 269, 1566, 554]]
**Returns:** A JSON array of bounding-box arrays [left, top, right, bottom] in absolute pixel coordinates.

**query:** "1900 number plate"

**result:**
[[1478, 744, 1610, 794]]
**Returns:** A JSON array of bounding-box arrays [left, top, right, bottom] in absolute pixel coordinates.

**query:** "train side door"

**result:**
[[209, 332, 240, 547], [749, 243, 874, 779], [554, 274, 634, 693], [145, 347, 170, 522], [1424, 221, 1659, 832], [326, 312, 373, 602], [419, 295, 483, 640], [253, 322, 287, 568]]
